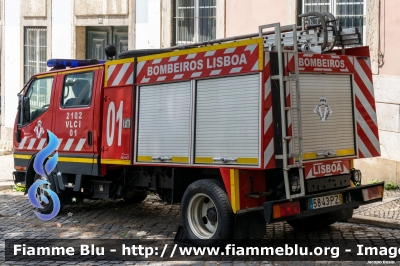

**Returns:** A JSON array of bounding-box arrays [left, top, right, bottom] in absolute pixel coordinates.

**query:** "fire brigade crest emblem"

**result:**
[[34, 120, 45, 138], [314, 96, 332, 121]]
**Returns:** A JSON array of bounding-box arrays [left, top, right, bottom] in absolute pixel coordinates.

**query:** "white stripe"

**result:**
[[264, 52, 270, 66], [18, 137, 27, 149], [314, 68, 332, 71], [330, 56, 341, 59], [251, 61, 258, 71], [264, 76, 271, 100], [357, 136, 372, 158], [299, 67, 305, 71], [354, 59, 374, 96], [157, 76, 167, 81], [56, 139, 63, 150], [141, 77, 150, 83], [244, 44, 257, 54], [27, 139, 36, 150], [186, 53, 197, 59], [137, 61, 145, 75], [354, 83, 378, 127], [229, 67, 242, 73], [224, 47, 236, 54], [341, 165, 349, 174], [152, 58, 162, 64], [264, 108, 273, 134], [37, 138, 46, 149], [112, 63, 130, 86], [264, 139, 274, 168], [340, 68, 349, 72], [107, 65, 116, 79], [306, 169, 315, 179], [302, 54, 313, 57], [126, 71, 134, 85], [210, 70, 221, 75], [191, 72, 202, 77], [357, 110, 380, 152], [173, 74, 184, 79], [205, 50, 216, 57], [169, 56, 179, 62], [63, 139, 74, 151], [75, 139, 86, 151]]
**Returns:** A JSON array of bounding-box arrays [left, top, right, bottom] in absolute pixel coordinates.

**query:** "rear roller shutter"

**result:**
[[290, 74, 356, 160]]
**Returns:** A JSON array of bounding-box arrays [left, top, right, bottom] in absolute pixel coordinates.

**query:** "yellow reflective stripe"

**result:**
[[230, 169, 240, 213], [14, 154, 96, 164], [236, 158, 258, 165], [171, 157, 188, 163], [101, 159, 130, 165], [138, 38, 264, 62], [303, 148, 356, 160], [350, 159, 354, 169], [14, 154, 32, 160], [137, 156, 189, 163], [195, 157, 214, 164], [58, 157, 96, 163], [137, 156, 153, 162], [36, 73, 56, 79], [195, 157, 258, 165]]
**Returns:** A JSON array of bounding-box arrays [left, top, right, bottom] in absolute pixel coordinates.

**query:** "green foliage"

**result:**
[[369, 179, 380, 184], [12, 184, 25, 192], [385, 181, 399, 190]]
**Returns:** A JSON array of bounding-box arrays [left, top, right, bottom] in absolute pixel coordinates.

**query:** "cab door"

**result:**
[[14, 74, 57, 160], [52, 67, 103, 175]]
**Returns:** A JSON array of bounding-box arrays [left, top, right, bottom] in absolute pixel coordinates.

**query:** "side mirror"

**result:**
[[22, 97, 30, 123]]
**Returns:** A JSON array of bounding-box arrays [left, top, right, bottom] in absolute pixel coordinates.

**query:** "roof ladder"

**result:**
[[259, 23, 305, 200]]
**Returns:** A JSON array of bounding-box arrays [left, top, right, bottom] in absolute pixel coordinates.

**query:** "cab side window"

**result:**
[[26, 77, 54, 123], [62, 72, 94, 107]]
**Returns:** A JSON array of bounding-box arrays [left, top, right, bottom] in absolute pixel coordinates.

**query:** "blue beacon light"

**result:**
[[47, 59, 104, 68]]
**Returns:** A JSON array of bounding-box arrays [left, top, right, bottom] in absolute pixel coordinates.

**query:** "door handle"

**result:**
[[88, 131, 93, 147]]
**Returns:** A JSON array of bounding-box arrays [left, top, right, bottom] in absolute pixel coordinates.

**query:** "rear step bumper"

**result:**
[[262, 182, 384, 223]]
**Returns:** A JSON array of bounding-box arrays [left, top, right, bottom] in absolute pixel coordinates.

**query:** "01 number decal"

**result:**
[[106, 101, 123, 146]]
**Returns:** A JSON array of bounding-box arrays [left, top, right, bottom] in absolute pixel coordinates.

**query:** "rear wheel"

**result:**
[[181, 179, 233, 246]]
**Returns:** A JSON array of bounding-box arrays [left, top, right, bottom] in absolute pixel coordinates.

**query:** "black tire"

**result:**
[[181, 179, 233, 246], [32, 174, 55, 214], [287, 208, 354, 231], [118, 49, 172, 59], [124, 191, 148, 204]]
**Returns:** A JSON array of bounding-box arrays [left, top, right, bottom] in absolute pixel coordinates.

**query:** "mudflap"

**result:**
[[174, 225, 192, 246], [234, 209, 266, 239]]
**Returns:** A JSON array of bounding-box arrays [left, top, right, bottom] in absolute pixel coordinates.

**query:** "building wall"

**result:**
[[225, 0, 296, 37], [354, 0, 400, 184]]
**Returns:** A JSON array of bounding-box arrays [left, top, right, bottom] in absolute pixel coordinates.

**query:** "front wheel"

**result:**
[[181, 179, 233, 246], [32, 174, 55, 214]]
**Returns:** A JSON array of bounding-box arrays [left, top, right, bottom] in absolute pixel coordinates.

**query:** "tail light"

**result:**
[[273, 201, 300, 219], [362, 186, 383, 201]]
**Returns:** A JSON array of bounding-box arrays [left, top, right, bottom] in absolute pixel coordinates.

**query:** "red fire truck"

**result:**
[[13, 12, 384, 246]]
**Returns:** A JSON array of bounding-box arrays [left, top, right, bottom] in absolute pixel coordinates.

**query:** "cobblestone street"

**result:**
[[1, 188, 400, 265]]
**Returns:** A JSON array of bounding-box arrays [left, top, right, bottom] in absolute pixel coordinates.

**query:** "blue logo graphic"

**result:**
[[28, 130, 61, 220]]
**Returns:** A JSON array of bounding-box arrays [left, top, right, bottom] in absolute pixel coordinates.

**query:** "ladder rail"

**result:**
[[260, 23, 306, 200]]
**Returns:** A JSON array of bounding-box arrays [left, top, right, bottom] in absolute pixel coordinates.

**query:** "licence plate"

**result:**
[[309, 194, 343, 210]]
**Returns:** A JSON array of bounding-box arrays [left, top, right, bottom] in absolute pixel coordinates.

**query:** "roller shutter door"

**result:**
[[195, 74, 260, 165], [290, 74, 356, 160], [137, 81, 191, 163]]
